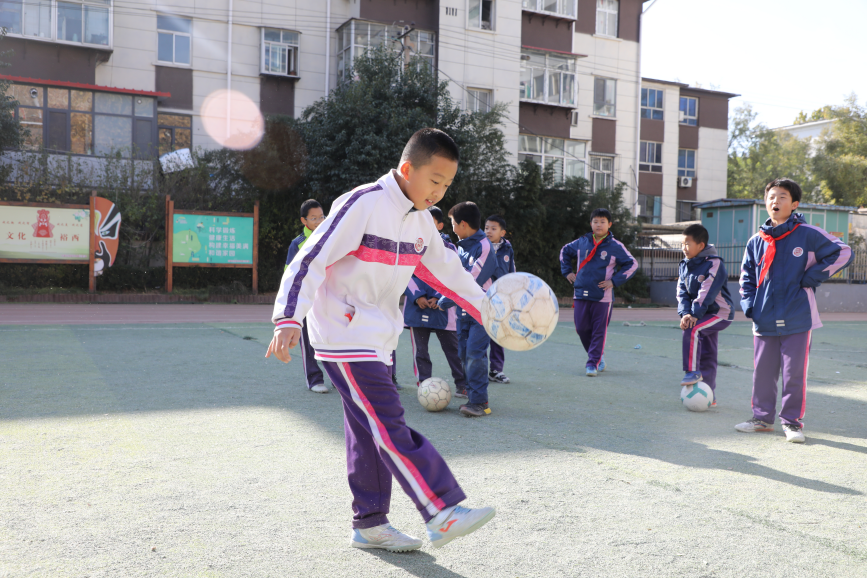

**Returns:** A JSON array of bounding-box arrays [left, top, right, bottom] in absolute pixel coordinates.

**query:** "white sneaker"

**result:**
[[782, 424, 806, 443], [735, 418, 773, 433], [310, 383, 329, 393], [425, 505, 496, 549], [349, 524, 422, 552]]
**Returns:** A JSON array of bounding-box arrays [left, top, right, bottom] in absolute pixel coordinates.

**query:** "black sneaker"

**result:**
[[488, 370, 511, 384], [460, 403, 491, 417], [454, 389, 468, 399]]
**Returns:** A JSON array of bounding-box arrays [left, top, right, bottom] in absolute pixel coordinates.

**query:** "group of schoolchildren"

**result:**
[[270, 127, 853, 553]]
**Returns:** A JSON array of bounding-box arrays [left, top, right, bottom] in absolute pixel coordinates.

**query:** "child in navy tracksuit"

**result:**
[[285, 199, 329, 393], [559, 208, 637, 376], [267, 129, 496, 551], [484, 215, 515, 384], [736, 178, 852, 443], [677, 224, 735, 399], [403, 207, 467, 395], [441, 201, 497, 417]]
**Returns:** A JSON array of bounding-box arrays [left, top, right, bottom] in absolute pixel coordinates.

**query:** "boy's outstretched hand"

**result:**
[[266, 327, 302, 363]]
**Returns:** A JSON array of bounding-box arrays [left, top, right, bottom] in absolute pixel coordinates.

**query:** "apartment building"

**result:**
[[3, 0, 735, 223]]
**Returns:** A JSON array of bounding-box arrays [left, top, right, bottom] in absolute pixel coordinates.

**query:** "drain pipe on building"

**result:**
[[324, 0, 331, 99], [226, 0, 234, 140], [633, 0, 657, 218]]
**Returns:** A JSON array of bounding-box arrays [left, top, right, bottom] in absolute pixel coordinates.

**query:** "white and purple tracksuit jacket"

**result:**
[[272, 170, 487, 365]]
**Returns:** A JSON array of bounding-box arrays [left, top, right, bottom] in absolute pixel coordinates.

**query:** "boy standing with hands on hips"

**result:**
[[736, 178, 852, 443], [560, 208, 637, 377], [267, 129, 495, 551]]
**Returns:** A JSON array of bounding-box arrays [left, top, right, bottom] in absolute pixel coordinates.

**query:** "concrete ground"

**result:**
[[1, 304, 866, 577]]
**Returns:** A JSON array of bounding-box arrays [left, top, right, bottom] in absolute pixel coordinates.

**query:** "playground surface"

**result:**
[[1, 303, 866, 577]]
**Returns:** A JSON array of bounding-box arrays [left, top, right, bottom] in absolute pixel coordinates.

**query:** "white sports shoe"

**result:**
[[425, 505, 496, 549], [310, 383, 329, 393], [782, 424, 806, 443], [350, 524, 422, 552]]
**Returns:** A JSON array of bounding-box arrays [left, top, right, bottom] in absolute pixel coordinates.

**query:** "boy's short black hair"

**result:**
[[683, 224, 709, 247], [428, 206, 444, 224], [486, 214, 507, 230], [764, 178, 802, 203], [300, 199, 322, 219], [448, 201, 481, 230], [590, 208, 613, 223], [400, 128, 460, 168]]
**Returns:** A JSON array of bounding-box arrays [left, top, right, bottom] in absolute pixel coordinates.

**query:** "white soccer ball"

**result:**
[[680, 381, 714, 412], [417, 377, 451, 412], [481, 272, 559, 352]]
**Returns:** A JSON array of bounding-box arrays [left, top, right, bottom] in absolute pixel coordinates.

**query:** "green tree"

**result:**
[[0, 30, 25, 182], [810, 95, 867, 207]]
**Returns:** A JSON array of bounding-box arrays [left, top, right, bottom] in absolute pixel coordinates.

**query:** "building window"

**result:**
[[0, 0, 111, 46], [157, 14, 191, 65], [638, 193, 661, 225], [593, 77, 616, 117], [639, 141, 662, 173], [11, 83, 157, 157], [336, 20, 435, 84], [521, 0, 576, 18], [468, 0, 493, 30], [261, 28, 299, 77], [589, 154, 613, 191], [158, 114, 192, 155], [641, 88, 663, 120], [519, 134, 586, 184], [467, 88, 492, 113], [519, 50, 576, 107], [678, 149, 696, 177], [679, 96, 698, 125], [595, 0, 618, 37], [676, 201, 697, 223]]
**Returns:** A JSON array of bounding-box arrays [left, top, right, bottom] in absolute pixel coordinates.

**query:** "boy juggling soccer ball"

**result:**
[[737, 178, 852, 443], [403, 206, 468, 397], [560, 208, 637, 377], [444, 201, 497, 417], [484, 215, 516, 384], [266, 129, 495, 551], [285, 199, 330, 393], [677, 223, 734, 401]]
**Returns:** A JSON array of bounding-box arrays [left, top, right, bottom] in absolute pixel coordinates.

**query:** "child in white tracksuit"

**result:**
[[266, 129, 496, 552]]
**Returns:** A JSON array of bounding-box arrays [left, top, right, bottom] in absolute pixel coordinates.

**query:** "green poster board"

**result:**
[[172, 213, 254, 265]]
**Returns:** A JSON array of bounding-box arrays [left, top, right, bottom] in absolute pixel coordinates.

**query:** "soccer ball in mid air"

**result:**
[[681, 382, 714, 412], [417, 377, 451, 412], [481, 272, 559, 352]]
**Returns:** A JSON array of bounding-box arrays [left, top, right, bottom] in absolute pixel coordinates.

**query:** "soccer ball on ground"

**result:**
[[481, 272, 559, 352], [417, 377, 451, 412], [681, 381, 714, 412]]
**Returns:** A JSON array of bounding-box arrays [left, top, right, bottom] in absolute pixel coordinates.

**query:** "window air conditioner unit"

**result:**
[[678, 110, 685, 122], [678, 176, 693, 188]]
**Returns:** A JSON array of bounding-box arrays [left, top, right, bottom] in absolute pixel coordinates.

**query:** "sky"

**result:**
[[640, 0, 866, 129]]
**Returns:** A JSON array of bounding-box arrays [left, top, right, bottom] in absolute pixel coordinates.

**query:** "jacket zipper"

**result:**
[[376, 209, 412, 349]]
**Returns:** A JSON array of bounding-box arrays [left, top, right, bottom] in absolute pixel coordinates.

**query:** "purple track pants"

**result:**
[[751, 331, 812, 427], [299, 321, 324, 389], [574, 299, 613, 369], [489, 342, 505, 374], [681, 314, 731, 392], [322, 360, 466, 528]]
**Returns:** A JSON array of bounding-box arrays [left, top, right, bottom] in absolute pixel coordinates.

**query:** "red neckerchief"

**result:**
[[757, 224, 800, 287], [578, 233, 609, 271]]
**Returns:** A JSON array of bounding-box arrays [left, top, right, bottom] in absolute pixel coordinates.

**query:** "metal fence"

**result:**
[[636, 236, 867, 283]]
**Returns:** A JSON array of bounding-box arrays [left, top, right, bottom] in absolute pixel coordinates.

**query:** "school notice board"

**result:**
[[0, 205, 90, 261], [172, 213, 254, 265]]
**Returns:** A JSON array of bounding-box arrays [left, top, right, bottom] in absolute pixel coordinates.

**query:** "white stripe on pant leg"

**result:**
[[598, 301, 613, 368], [800, 330, 811, 420], [410, 328, 419, 381], [691, 316, 723, 373], [337, 363, 440, 517]]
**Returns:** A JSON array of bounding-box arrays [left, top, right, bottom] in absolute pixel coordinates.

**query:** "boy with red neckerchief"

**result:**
[[559, 208, 637, 377], [736, 178, 853, 443]]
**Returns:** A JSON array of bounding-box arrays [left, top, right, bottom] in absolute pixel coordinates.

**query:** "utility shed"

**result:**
[[694, 198, 855, 245]]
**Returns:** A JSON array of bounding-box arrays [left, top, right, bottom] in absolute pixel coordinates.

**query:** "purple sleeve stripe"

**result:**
[[613, 239, 639, 278], [803, 225, 852, 276], [471, 239, 492, 280], [695, 259, 721, 305], [407, 277, 420, 294], [360, 234, 427, 256], [283, 184, 381, 318]]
